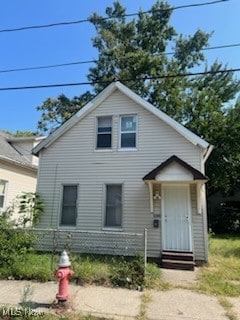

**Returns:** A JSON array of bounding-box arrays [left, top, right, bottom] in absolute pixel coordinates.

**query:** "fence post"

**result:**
[[144, 228, 147, 275]]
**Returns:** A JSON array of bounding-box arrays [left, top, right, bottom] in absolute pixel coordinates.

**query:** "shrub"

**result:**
[[0, 192, 43, 268], [110, 255, 144, 289]]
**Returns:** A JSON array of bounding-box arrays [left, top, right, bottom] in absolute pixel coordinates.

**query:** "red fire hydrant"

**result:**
[[55, 250, 74, 303]]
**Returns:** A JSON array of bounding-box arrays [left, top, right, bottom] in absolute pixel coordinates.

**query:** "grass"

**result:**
[[197, 234, 240, 297], [218, 297, 238, 320]]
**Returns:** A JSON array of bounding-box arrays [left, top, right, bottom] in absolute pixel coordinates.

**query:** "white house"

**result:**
[[0, 131, 44, 220], [33, 81, 213, 269]]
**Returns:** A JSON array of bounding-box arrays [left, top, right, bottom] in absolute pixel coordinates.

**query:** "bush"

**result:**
[[0, 194, 40, 268], [210, 204, 240, 234], [110, 255, 144, 289], [0, 228, 36, 268]]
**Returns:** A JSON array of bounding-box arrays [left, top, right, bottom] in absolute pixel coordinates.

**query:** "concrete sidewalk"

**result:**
[[0, 279, 237, 320]]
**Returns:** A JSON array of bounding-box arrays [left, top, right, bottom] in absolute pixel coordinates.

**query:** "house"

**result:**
[[0, 131, 44, 220], [33, 81, 213, 267]]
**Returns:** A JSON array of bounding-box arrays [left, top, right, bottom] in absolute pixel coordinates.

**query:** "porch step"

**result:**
[[161, 251, 195, 271]]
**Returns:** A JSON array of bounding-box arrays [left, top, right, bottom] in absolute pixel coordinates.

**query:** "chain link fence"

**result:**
[[26, 228, 146, 257]]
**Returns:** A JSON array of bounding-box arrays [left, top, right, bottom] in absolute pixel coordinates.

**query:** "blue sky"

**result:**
[[0, 0, 239, 133]]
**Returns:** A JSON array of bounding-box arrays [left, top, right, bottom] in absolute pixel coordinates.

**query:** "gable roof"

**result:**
[[33, 81, 210, 155], [143, 155, 208, 181], [0, 131, 39, 171]]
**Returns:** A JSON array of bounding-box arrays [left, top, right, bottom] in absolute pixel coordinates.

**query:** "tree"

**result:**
[[37, 91, 93, 132], [36, 0, 240, 194]]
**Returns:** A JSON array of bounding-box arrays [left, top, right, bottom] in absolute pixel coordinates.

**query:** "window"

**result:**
[[60, 185, 78, 226], [0, 180, 7, 208], [105, 184, 122, 228], [97, 116, 112, 149], [120, 115, 137, 148]]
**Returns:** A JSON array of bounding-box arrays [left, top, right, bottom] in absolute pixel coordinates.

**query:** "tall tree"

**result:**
[[36, 0, 240, 194], [37, 91, 93, 132]]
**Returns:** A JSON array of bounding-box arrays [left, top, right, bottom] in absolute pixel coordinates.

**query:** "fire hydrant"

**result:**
[[55, 250, 74, 303]]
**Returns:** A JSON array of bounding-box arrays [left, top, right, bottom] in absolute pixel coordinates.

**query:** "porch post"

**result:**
[[147, 181, 154, 213]]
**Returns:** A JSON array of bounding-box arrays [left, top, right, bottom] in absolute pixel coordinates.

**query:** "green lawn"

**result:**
[[197, 234, 240, 296]]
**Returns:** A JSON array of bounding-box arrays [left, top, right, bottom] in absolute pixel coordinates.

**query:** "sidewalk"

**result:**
[[0, 277, 237, 320]]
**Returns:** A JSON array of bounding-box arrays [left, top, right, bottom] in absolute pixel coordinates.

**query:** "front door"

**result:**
[[162, 185, 192, 252]]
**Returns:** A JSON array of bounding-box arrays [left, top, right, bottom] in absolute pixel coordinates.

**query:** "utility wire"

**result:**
[[0, 42, 239, 74], [0, 0, 229, 33], [0, 67, 238, 91]]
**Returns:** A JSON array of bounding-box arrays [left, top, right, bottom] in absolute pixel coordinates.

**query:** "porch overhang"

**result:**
[[143, 155, 208, 214]]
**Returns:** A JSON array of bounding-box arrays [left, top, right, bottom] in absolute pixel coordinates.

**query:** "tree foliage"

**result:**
[[37, 91, 93, 132], [36, 0, 240, 194]]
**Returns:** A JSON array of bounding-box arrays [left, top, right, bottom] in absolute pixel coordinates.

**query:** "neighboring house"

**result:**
[[33, 82, 213, 267], [0, 131, 44, 220]]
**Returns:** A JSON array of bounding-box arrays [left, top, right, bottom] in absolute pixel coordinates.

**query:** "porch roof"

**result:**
[[143, 155, 208, 181]]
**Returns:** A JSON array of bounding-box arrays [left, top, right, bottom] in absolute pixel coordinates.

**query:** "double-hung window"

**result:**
[[105, 184, 122, 228], [0, 180, 7, 208], [97, 116, 112, 149], [120, 115, 137, 149], [60, 185, 78, 226]]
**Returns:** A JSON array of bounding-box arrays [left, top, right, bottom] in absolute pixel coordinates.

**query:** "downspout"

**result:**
[[203, 144, 214, 164], [202, 144, 214, 262]]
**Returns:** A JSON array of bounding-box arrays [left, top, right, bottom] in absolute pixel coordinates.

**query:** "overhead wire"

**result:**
[[0, 42, 239, 74], [0, 67, 239, 91], [0, 0, 229, 33]]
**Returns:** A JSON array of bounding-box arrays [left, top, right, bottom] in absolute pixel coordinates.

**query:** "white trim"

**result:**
[[58, 183, 79, 228], [0, 179, 8, 209], [119, 114, 137, 150], [33, 82, 209, 155], [102, 182, 124, 230], [95, 115, 113, 150]]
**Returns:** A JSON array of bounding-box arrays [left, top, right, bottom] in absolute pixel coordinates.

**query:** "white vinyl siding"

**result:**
[[0, 161, 37, 220], [36, 89, 206, 259]]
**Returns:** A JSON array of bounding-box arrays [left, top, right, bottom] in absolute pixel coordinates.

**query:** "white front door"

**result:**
[[162, 185, 192, 252]]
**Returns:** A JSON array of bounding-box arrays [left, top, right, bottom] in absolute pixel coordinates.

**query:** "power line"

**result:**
[[0, 42, 239, 74], [0, 60, 96, 74], [0, 67, 238, 91], [0, 0, 229, 33]]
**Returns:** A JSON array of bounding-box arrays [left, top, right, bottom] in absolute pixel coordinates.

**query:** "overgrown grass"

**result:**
[[0, 252, 151, 289], [197, 234, 240, 297]]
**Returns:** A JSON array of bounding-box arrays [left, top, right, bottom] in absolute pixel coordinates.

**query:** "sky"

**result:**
[[0, 0, 239, 133]]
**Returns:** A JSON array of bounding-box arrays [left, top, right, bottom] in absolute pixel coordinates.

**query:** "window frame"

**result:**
[[0, 179, 8, 209], [59, 184, 78, 227], [103, 183, 123, 230], [96, 116, 113, 150], [119, 115, 137, 150]]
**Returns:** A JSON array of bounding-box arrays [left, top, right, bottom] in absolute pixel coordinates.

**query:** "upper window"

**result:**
[[0, 180, 7, 208], [97, 116, 112, 149], [105, 184, 122, 228], [120, 115, 137, 149], [60, 185, 78, 226]]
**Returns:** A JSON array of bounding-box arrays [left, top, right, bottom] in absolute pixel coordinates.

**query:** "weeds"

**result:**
[[218, 297, 237, 320]]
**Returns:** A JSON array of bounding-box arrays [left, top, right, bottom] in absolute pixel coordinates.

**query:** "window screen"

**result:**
[[105, 184, 122, 228], [97, 116, 112, 149], [120, 115, 136, 148], [60, 185, 78, 226]]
